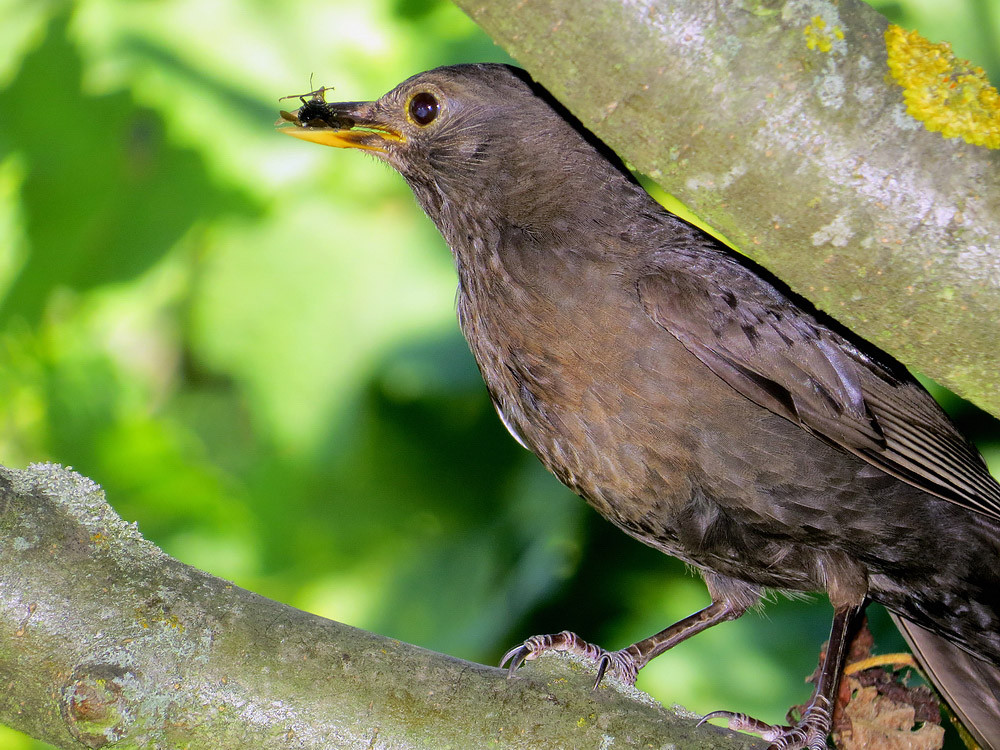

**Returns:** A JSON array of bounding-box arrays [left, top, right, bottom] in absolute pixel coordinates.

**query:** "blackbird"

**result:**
[[279, 64, 1000, 749]]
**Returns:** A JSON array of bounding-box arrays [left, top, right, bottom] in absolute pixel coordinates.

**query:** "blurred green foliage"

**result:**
[[0, 1, 997, 748]]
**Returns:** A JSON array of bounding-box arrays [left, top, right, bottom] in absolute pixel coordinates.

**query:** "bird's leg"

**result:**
[[701, 601, 867, 750], [501, 598, 747, 687]]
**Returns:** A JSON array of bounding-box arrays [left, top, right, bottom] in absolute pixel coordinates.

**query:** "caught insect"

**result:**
[[279, 81, 354, 129]]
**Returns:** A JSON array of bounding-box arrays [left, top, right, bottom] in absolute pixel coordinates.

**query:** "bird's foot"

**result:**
[[700, 696, 832, 750], [500, 630, 639, 687]]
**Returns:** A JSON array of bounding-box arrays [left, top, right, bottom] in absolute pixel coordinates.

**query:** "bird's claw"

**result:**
[[499, 644, 532, 675], [500, 630, 640, 687], [593, 650, 639, 687], [699, 711, 792, 743], [699, 699, 831, 750]]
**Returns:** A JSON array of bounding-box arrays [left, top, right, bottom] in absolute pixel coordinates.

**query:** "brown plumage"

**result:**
[[279, 64, 1000, 749]]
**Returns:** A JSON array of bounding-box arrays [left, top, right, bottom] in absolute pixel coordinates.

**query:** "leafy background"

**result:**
[[0, 0, 997, 747]]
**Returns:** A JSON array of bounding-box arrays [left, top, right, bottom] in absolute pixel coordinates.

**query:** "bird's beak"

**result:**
[[276, 100, 405, 153]]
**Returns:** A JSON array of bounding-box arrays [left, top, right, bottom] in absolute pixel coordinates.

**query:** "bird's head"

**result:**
[[279, 64, 638, 240]]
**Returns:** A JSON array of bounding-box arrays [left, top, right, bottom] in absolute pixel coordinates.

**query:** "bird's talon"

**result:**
[[699, 710, 782, 737], [590, 650, 639, 686], [593, 655, 610, 689], [499, 631, 642, 686], [499, 644, 531, 675], [700, 705, 830, 749], [697, 709, 732, 728], [500, 633, 570, 675]]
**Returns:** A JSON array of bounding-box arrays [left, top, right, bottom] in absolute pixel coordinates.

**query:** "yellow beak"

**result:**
[[276, 101, 405, 153]]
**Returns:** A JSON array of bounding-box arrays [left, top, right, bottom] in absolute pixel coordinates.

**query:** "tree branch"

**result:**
[[455, 0, 1000, 416], [0, 463, 765, 749]]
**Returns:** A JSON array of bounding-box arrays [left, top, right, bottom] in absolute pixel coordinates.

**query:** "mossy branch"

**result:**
[[0, 463, 765, 749], [455, 0, 1000, 416]]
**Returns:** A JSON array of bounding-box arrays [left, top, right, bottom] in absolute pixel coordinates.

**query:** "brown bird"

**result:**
[[279, 64, 1000, 749]]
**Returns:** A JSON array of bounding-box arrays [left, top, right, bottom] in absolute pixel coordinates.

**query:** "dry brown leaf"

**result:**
[[834, 678, 945, 750]]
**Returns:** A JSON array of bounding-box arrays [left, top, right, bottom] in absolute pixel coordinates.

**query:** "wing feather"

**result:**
[[637, 246, 1000, 519]]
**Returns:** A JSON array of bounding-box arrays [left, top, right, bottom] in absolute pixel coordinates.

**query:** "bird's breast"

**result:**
[[453, 242, 710, 538]]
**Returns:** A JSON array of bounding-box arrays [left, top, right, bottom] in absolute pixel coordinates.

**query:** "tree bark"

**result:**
[[454, 0, 1000, 417], [0, 463, 765, 749]]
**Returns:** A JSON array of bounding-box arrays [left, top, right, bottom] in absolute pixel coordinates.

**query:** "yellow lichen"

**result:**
[[885, 24, 1000, 149], [804, 16, 843, 53]]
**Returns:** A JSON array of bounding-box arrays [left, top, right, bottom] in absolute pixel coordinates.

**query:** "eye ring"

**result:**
[[408, 92, 440, 126]]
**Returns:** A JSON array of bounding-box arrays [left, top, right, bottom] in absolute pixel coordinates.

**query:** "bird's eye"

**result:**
[[408, 92, 440, 126]]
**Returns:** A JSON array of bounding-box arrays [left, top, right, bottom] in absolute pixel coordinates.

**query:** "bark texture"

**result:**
[[0, 463, 764, 749]]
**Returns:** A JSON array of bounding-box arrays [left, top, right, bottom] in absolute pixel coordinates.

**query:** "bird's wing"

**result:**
[[637, 247, 1000, 519]]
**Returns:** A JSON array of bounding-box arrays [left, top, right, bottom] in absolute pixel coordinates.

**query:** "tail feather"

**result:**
[[892, 614, 1000, 749]]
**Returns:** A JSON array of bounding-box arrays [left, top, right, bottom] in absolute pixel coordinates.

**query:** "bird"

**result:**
[[278, 63, 1000, 749]]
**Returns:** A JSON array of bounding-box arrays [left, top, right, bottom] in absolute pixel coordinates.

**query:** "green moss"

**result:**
[[885, 24, 1000, 149]]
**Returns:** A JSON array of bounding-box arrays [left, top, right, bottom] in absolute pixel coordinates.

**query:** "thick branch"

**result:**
[[455, 0, 1000, 416], [0, 464, 764, 749]]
